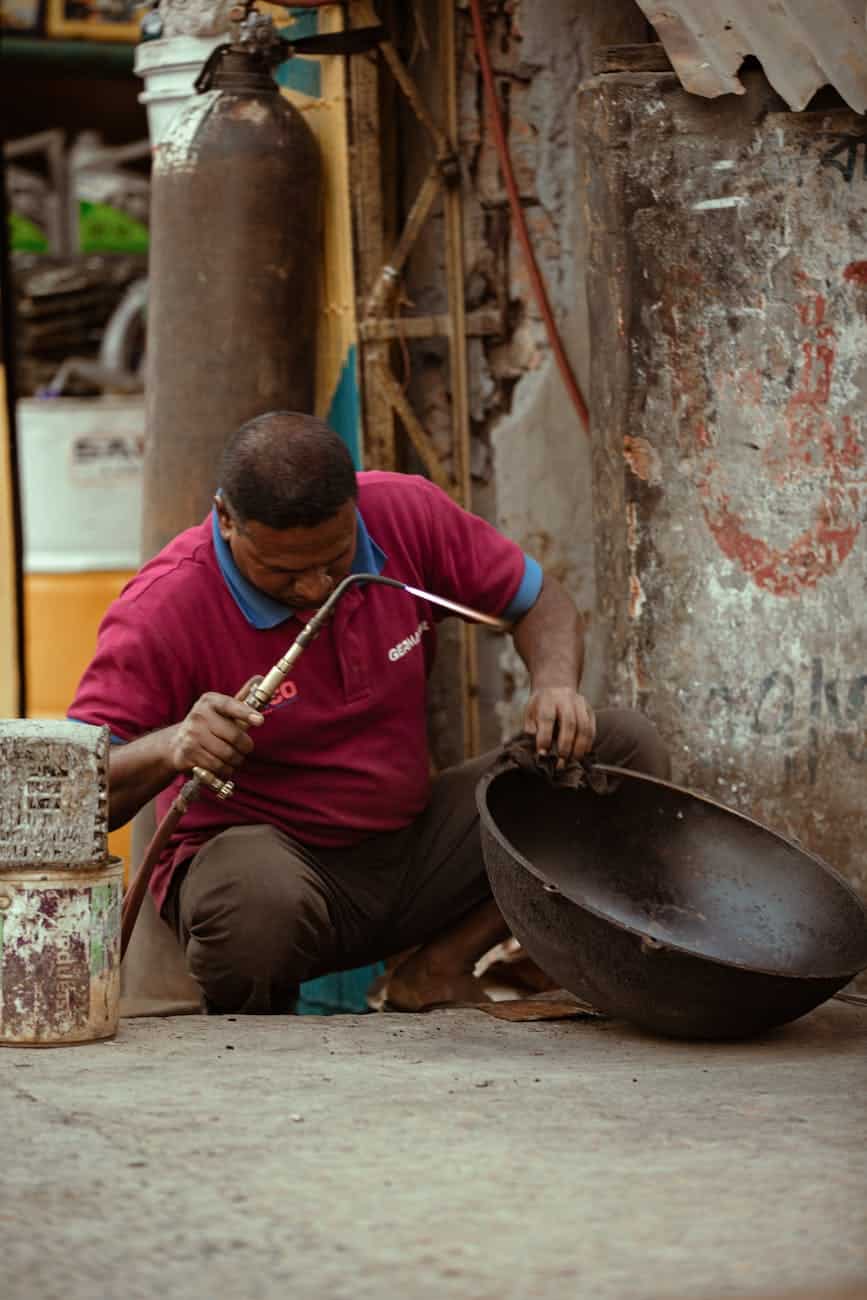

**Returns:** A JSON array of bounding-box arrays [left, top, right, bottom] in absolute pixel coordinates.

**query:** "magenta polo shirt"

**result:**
[[69, 472, 542, 912]]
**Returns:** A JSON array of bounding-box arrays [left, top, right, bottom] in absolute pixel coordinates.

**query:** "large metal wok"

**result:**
[[477, 764, 867, 1040]]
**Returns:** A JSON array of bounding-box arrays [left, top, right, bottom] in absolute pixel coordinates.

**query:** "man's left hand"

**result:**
[[523, 687, 596, 766]]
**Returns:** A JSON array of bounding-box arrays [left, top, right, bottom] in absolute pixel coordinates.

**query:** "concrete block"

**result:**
[[0, 719, 109, 866]]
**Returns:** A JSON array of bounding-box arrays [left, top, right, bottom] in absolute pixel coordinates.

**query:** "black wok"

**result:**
[[477, 764, 867, 1040]]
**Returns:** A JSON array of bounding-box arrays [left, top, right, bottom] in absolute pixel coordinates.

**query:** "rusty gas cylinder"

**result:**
[[0, 720, 121, 1046], [143, 41, 321, 558]]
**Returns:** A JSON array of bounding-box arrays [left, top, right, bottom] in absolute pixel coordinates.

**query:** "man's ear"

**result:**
[[213, 493, 233, 539]]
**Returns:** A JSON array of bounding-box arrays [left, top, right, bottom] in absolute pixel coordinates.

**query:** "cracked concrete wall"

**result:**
[[582, 65, 867, 924], [400, 1, 648, 764]]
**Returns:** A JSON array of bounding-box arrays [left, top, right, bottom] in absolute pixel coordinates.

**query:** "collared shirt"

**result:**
[[211, 504, 540, 628], [70, 472, 543, 911]]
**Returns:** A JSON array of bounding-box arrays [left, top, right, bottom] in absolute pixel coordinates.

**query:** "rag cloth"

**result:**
[[498, 731, 618, 794]]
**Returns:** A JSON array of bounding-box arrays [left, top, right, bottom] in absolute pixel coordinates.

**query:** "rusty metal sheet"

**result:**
[[633, 0, 867, 112]]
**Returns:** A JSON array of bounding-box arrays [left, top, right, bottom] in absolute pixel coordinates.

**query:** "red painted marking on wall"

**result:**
[[796, 293, 826, 327], [843, 260, 867, 286], [839, 415, 861, 468], [698, 485, 860, 598], [786, 340, 833, 408], [696, 284, 864, 597]]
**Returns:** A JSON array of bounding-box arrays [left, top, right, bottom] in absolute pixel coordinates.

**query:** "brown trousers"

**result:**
[[163, 709, 669, 1013]]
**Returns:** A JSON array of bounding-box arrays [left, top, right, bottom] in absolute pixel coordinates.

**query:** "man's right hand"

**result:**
[[107, 680, 266, 831], [167, 693, 265, 779]]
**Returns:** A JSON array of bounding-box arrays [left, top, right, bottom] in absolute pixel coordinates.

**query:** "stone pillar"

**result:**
[[582, 61, 867, 906]]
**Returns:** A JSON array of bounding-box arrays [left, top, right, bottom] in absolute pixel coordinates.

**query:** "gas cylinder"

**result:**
[[143, 34, 321, 557]]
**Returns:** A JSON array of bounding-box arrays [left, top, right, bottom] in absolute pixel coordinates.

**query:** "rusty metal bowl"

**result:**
[[477, 764, 867, 1040]]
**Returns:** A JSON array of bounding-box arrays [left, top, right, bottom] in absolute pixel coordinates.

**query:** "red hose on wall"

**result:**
[[467, 0, 590, 433], [289, 0, 590, 432]]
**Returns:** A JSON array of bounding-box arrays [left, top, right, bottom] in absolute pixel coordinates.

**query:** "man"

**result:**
[[70, 410, 669, 1014]]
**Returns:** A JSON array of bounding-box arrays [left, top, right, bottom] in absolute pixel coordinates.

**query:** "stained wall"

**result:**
[[583, 67, 867, 902]]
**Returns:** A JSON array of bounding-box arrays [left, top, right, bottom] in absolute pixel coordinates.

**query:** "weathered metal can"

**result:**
[[0, 859, 122, 1046]]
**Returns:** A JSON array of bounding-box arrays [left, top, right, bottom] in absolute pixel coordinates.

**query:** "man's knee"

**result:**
[[179, 828, 331, 1012], [186, 856, 326, 962], [593, 708, 671, 780]]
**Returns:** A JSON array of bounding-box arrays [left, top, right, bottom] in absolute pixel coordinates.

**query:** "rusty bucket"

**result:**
[[0, 859, 122, 1046], [0, 719, 119, 1046]]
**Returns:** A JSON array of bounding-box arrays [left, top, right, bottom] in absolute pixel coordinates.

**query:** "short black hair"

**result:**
[[218, 411, 357, 529]]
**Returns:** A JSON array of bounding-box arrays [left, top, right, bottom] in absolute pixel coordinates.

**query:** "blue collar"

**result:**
[[212, 506, 388, 629]]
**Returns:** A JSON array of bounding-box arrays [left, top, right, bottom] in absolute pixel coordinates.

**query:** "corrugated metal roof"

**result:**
[[633, 0, 867, 112]]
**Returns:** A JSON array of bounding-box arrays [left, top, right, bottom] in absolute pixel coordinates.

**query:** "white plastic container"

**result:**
[[134, 35, 225, 146], [17, 396, 143, 573]]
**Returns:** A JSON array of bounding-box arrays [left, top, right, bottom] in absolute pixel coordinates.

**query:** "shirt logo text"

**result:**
[[263, 679, 298, 712], [388, 621, 430, 662]]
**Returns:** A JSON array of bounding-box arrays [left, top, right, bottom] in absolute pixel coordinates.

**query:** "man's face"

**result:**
[[215, 497, 358, 609]]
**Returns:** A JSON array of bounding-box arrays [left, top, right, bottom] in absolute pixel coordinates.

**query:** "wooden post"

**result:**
[[349, 9, 394, 469]]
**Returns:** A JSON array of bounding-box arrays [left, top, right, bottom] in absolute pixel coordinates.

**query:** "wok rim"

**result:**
[[477, 763, 867, 983]]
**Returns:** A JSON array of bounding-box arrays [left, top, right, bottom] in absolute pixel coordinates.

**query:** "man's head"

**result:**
[[215, 411, 358, 609]]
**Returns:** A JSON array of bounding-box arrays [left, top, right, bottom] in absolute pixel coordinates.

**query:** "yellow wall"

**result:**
[[24, 569, 136, 870], [24, 571, 136, 717], [0, 366, 20, 717]]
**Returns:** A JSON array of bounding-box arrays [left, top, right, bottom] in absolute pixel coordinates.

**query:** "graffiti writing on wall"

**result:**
[[705, 657, 866, 785], [695, 280, 865, 597], [819, 133, 867, 183]]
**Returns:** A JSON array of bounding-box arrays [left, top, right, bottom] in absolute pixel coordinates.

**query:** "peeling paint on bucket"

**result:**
[[0, 860, 122, 1046]]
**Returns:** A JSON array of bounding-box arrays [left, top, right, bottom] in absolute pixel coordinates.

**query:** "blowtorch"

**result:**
[[121, 573, 511, 956]]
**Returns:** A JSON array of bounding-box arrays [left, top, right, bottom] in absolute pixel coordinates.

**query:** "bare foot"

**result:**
[[379, 966, 492, 1012], [479, 951, 557, 994], [368, 900, 510, 1012]]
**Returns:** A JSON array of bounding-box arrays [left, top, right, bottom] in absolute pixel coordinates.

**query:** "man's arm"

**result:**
[[510, 574, 596, 764], [107, 694, 264, 830]]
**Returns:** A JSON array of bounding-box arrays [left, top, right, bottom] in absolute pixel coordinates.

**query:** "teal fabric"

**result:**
[[274, 9, 321, 99], [298, 965, 381, 1016], [326, 344, 362, 470], [274, 55, 321, 99]]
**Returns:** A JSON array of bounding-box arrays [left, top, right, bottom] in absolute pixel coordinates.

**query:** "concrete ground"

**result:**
[[2, 1001, 866, 1300]]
